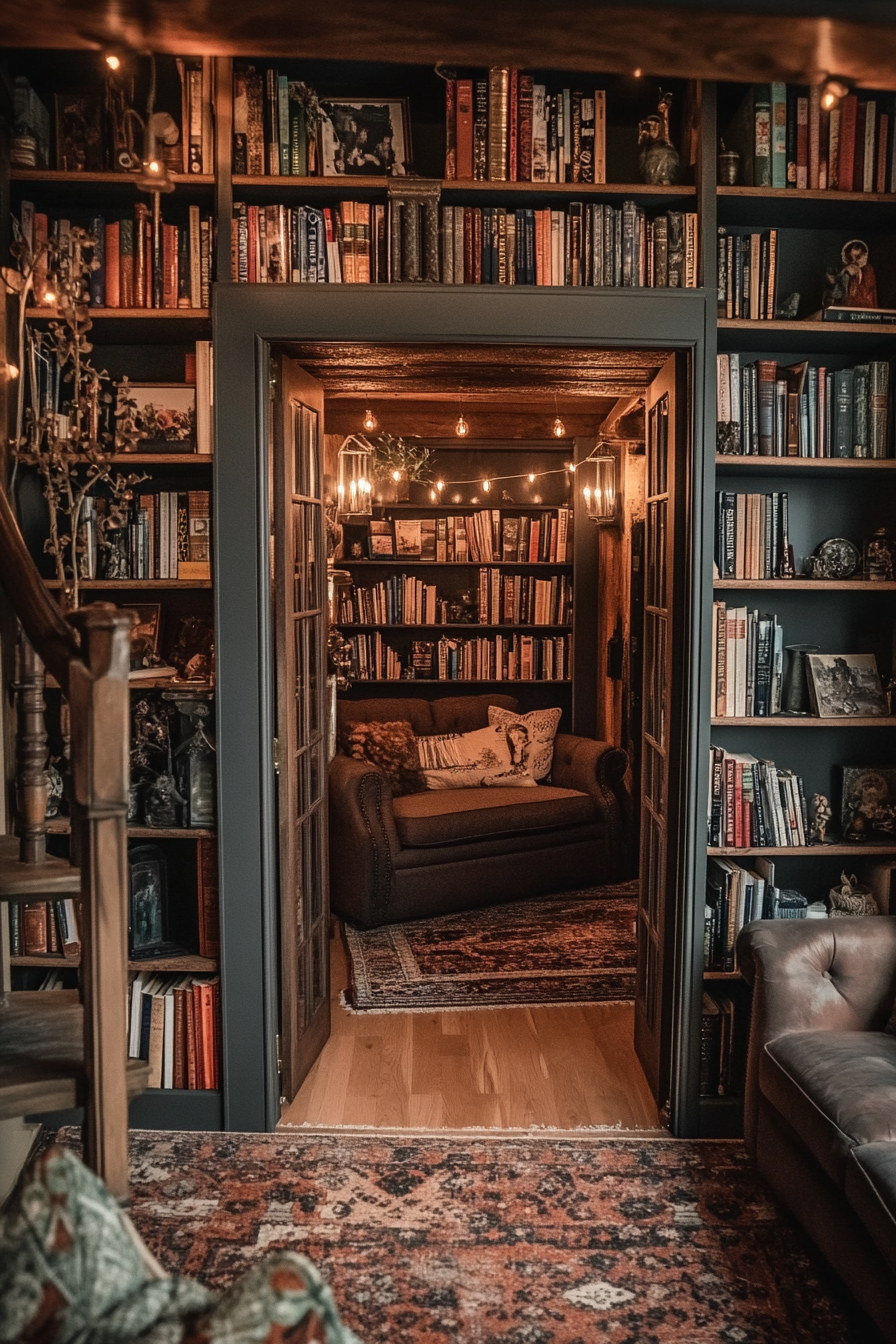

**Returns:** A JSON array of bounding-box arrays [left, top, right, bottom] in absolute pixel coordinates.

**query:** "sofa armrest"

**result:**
[[327, 756, 402, 927], [736, 917, 896, 1154], [550, 733, 628, 880]]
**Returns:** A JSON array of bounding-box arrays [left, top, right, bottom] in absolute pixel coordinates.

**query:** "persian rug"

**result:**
[[344, 883, 638, 1012], [79, 1127, 862, 1344]]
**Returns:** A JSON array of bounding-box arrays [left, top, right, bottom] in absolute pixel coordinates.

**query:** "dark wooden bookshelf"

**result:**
[[339, 560, 573, 570], [711, 716, 896, 727], [44, 819, 216, 839], [232, 175, 697, 199], [703, 970, 743, 980], [11, 954, 218, 971], [708, 844, 896, 857], [718, 186, 896, 205], [11, 169, 215, 187], [26, 307, 210, 320], [44, 579, 213, 590], [713, 579, 896, 591], [719, 318, 896, 336], [715, 456, 896, 473], [349, 678, 573, 686], [338, 623, 572, 631]]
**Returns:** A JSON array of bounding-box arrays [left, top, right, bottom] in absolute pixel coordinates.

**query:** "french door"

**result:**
[[272, 356, 330, 1101], [634, 352, 691, 1115]]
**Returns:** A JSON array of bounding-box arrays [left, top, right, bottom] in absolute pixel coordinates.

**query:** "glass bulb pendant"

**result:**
[[455, 413, 469, 438], [552, 415, 566, 438], [362, 408, 377, 431]]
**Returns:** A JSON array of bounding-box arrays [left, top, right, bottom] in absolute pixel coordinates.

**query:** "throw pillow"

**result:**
[[488, 705, 562, 780], [340, 720, 423, 796], [417, 723, 537, 790]]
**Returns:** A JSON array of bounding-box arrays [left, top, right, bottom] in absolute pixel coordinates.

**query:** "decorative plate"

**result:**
[[814, 537, 860, 580]]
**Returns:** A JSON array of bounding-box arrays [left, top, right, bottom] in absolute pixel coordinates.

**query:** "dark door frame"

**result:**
[[212, 283, 715, 1133]]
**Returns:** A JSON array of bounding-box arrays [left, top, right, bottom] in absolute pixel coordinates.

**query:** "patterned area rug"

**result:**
[[344, 883, 638, 1012], [100, 1128, 861, 1344]]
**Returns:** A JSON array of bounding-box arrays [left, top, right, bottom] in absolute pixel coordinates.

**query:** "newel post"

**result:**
[[67, 603, 133, 1200]]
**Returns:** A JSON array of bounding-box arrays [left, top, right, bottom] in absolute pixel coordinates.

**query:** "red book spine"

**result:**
[[173, 990, 186, 1089], [191, 984, 205, 1088], [185, 988, 198, 1089], [877, 112, 889, 193], [463, 207, 473, 282], [104, 222, 120, 308], [444, 78, 456, 180], [200, 983, 216, 1090], [838, 95, 858, 192], [508, 68, 518, 182], [796, 96, 808, 189], [518, 74, 534, 181], [853, 101, 867, 191], [724, 758, 736, 847], [456, 79, 474, 181], [197, 838, 220, 959]]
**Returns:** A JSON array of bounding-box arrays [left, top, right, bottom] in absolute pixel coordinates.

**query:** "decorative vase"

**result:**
[[781, 644, 820, 715]]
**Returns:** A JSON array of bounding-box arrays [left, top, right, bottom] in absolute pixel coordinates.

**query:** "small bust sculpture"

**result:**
[[809, 793, 832, 845]]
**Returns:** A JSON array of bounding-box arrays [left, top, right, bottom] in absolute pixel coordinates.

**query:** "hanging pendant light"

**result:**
[[552, 393, 566, 438], [336, 435, 373, 517], [362, 407, 378, 431], [577, 446, 617, 525], [455, 391, 469, 437]]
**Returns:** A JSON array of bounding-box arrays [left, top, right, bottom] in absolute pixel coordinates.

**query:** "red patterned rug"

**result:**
[[344, 883, 638, 1012], [107, 1128, 862, 1344]]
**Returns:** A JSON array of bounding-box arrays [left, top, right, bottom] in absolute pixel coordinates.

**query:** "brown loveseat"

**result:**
[[737, 918, 896, 1343], [328, 694, 628, 928]]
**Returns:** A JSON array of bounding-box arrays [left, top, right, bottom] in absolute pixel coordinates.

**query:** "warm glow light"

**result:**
[[362, 407, 377, 431], [633, 68, 643, 78], [552, 415, 566, 438], [435, 479, 445, 492], [455, 413, 469, 437], [822, 91, 836, 111], [391, 469, 402, 482], [819, 78, 850, 112], [482, 479, 491, 492], [429, 490, 437, 501], [5, 363, 19, 379], [43, 291, 56, 306], [105, 52, 122, 70], [147, 159, 163, 175], [528, 472, 536, 483]]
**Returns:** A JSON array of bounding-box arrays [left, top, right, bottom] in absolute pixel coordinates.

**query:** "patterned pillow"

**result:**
[[417, 722, 537, 790], [488, 705, 562, 780], [340, 720, 423, 796]]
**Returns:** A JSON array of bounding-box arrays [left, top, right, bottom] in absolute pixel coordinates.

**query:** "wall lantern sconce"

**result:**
[[577, 447, 617, 525], [336, 435, 373, 516]]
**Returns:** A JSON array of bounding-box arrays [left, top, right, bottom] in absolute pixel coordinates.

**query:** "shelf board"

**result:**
[[718, 186, 896, 205], [0, 836, 80, 901], [703, 970, 743, 980], [44, 819, 215, 839], [339, 623, 572, 631], [44, 579, 212, 590], [349, 679, 572, 685], [719, 317, 896, 337], [715, 455, 896, 471], [713, 579, 896, 590], [11, 954, 218, 972], [711, 715, 896, 727], [709, 844, 896, 856], [109, 454, 213, 466], [339, 560, 572, 570], [374, 503, 571, 512], [26, 307, 210, 321], [232, 175, 696, 197], [11, 169, 214, 186]]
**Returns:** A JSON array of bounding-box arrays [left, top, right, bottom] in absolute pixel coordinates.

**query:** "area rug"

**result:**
[[71, 1127, 862, 1344], [344, 883, 638, 1012]]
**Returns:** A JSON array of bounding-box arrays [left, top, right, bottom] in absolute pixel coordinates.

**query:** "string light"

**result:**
[[362, 407, 378, 431], [105, 52, 122, 71], [43, 290, 56, 306], [482, 478, 491, 492], [633, 68, 643, 78], [391, 469, 402, 482], [528, 473, 536, 483], [435, 479, 445, 492]]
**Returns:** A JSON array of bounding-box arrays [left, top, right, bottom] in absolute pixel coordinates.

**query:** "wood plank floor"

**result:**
[[279, 930, 662, 1131]]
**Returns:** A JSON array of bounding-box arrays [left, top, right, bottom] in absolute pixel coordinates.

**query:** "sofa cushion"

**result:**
[[417, 723, 537, 790], [429, 694, 518, 735], [339, 720, 423, 796], [845, 1142, 896, 1276], [760, 1030, 896, 1186], [336, 697, 436, 736], [391, 784, 596, 847], [488, 705, 562, 780]]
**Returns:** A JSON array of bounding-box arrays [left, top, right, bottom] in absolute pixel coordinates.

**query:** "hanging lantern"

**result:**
[[337, 436, 373, 516], [577, 451, 617, 525]]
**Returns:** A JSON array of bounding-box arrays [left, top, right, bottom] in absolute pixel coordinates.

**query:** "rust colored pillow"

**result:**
[[340, 720, 423, 796]]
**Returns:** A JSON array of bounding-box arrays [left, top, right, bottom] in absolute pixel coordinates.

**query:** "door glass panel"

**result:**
[[293, 404, 320, 499], [293, 506, 321, 612]]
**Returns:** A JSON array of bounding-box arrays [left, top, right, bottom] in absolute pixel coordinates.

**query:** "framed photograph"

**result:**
[[116, 382, 196, 453], [368, 519, 394, 559], [128, 844, 169, 956], [805, 653, 889, 717], [128, 604, 161, 671], [839, 767, 896, 837], [317, 98, 411, 177], [394, 519, 422, 558]]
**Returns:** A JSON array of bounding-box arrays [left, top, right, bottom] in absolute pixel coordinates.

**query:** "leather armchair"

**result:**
[[328, 695, 628, 928]]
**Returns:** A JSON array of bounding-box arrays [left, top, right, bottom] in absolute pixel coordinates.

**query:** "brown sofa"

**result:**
[[737, 918, 896, 1343], [329, 694, 628, 928]]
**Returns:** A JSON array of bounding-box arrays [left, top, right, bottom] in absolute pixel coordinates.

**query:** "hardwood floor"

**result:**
[[279, 931, 662, 1132]]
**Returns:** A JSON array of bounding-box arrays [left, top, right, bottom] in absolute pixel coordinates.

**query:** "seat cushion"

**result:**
[[845, 1142, 896, 1276], [760, 1030, 896, 1186], [391, 784, 597, 847]]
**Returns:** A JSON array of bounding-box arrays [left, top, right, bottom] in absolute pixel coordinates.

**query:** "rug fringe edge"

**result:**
[[339, 989, 636, 1015]]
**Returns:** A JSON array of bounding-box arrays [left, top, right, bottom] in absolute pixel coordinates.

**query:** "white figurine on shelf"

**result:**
[[809, 793, 833, 845]]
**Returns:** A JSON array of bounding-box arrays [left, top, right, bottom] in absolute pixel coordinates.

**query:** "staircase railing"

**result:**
[[0, 480, 137, 1199]]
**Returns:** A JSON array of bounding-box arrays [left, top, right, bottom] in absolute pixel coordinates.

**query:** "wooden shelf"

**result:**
[[44, 579, 212, 590], [718, 186, 896, 205], [703, 970, 743, 980], [232, 175, 696, 197], [0, 990, 148, 1121], [0, 836, 80, 901], [375, 502, 571, 512], [11, 169, 214, 186], [715, 455, 896, 471], [709, 844, 896, 856], [339, 560, 572, 570], [108, 454, 213, 466], [350, 679, 572, 685], [719, 318, 896, 337], [711, 715, 896, 727], [44, 819, 215, 839], [11, 954, 218, 971], [713, 579, 896, 591], [339, 623, 571, 631], [26, 307, 210, 321]]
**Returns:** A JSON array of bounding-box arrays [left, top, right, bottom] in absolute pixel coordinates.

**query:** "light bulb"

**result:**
[[5, 363, 19, 379], [435, 479, 445, 492], [528, 473, 536, 483], [552, 415, 566, 438], [44, 291, 56, 305], [362, 407, 377, 431], [105, 52, 122, 71], [455, 413, 469, 437], [391, 469, 402, 482], [429, 489, 437, 502], [633, 68, 643, 78], [482, 479, 491, 493]]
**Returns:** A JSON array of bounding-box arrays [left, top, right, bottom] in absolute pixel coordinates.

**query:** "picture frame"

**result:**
[[128, 844, 169, 956], [394, 519, 422, 558], [116, 382, 197, 453], [128, 604, 162, 671], [317, 98, 412, 177], [805, 653, 889, 718], [838, 767, 896, 838], [368, 519, 395, 559]]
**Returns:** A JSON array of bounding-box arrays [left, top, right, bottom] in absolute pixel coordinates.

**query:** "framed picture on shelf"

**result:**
[[128, 604, 161, 671], [805, 653, 889, 718], [394, 519, 422, 558], [128, 844, 169, 957], [839, 767, 896, 838], [116, 382, 197, 453], [368, 519, 394, 558], [317, 98, 411, 177]]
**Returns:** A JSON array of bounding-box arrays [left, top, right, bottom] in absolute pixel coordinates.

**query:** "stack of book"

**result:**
[[445, 72, 607, 184], [726, 82, 896, 192], [711, 603, 784, 717], [705, 855, 771, 969], [127, 970, 220, 1090], [714, 492, 791, 580], [345, 631, 571, 682], [19, 202, 213, 309], [717, 355, 891, 458], [339, 571, 572, 626], [716, 227, 777, 320], [365, 510, 571, 564], [708, 747, 809, 849], [231, 200, 699, 289], [700, 989, 740, 1096], [98, 489, 211, 581], [8, 899, 80, 958], [233, 66, 315, 176]]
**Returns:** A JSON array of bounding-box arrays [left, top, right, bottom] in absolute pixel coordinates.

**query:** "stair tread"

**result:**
[[0, 835, 81, 899]]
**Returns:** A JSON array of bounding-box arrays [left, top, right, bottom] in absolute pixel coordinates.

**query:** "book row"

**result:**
[[445, 73, 610, 184], [360, 510, 571, 565], [711, 604, 784, 718], [338, 572, 573, 628], [128, 970, 220, 1090], [12, 62, 214, 174], [231, 200, 699, 289], [716, 228, 777, 321], [708, 747, 809, 849], [705, 855, 828, 974], [18, 203, 214, 310], [700, 988, 742, 1098], [8, 899, 80, 958], [345, 632, 572, 683], [714, 492, 792, 581], [717, 356, 891, 459], [725, 82, 896, 193], [79, 490, 211, 582]]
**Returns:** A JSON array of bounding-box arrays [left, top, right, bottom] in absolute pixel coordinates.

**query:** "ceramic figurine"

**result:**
[[809, 793, 833, 845], [823, 239, 878, 311], [829, 871, 879, 917], [143, 769, 185, 829], [638, 91, 680, 185]]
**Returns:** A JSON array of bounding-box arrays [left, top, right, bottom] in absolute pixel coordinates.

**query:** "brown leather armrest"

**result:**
[[736, 917, 896, 1154], [327, 755, 401, 926], [550, 734, 628, 880]]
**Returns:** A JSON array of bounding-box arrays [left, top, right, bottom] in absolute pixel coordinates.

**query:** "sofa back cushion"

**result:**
[[429, 694, 519, 735], [336, 697, 436, 736]]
